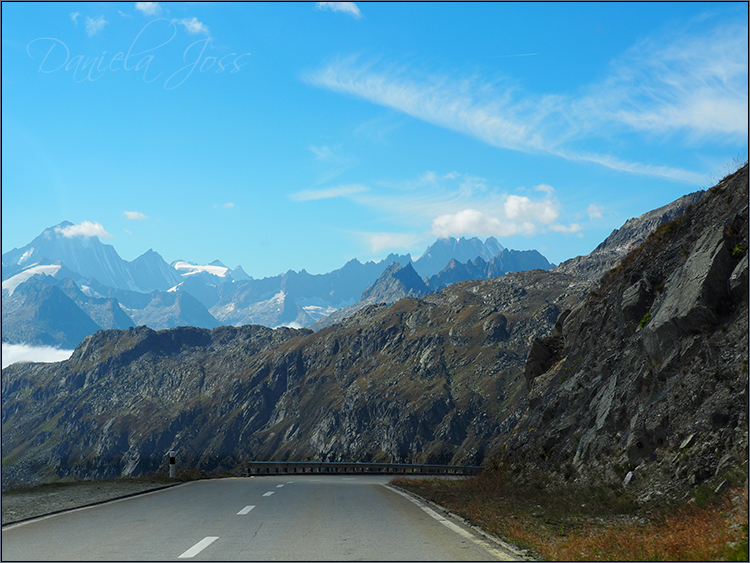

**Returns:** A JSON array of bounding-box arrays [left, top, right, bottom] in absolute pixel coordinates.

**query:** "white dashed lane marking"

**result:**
[[237, 505, 255, 515], [263, 491, 274, 497], [178, 536, 219, 558]]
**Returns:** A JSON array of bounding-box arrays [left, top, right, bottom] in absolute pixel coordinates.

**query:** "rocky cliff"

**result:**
[[509, 165, 748, 499]]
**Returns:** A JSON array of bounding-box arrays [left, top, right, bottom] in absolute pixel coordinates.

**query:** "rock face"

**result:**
[[507, 165, 748, 498], [359, 262, 429, 304]]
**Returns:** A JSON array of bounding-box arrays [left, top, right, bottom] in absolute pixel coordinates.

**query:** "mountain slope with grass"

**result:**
[[1, 172, 739, 495]]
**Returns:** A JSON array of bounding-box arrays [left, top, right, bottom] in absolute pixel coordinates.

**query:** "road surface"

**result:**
[[2, 475, 520, 561]]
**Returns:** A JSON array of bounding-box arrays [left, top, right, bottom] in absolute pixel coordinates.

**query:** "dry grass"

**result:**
[[393, 464, 749, 561], [549, 495, 747, 561]]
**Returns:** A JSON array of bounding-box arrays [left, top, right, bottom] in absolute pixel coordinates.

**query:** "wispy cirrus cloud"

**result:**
[[574, 20, 748, 142], [55, 221, 112, 238], [308, 144, 359, 184], [289, 184, 368, 202], [356, 231, 426, 254], [316, 2, 362, 19], [304, 19, 747, 185], [123, 211, 147, 220], [69, 12, 80, 26]]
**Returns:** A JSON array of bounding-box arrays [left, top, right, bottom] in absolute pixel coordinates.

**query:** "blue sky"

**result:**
[[2, 2, 747, 278]]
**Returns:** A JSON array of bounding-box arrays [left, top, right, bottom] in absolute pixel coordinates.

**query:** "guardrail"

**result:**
[[245, 461, 483, 476]]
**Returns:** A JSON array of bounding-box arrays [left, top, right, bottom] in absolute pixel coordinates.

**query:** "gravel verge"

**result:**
[[2, 479, 180, 526]]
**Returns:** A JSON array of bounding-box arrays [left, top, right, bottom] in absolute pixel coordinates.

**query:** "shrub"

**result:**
[[639, 312, 652, 329]]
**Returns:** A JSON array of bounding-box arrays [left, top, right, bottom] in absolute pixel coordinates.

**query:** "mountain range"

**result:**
[[3, 167, 744, 495], [2, 230, 552, 349]]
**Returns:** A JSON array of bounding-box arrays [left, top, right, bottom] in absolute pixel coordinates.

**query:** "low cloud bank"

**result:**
[[2, 343, 74, 369]]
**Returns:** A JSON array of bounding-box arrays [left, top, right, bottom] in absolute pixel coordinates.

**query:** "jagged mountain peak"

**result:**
[[360, 261, 428, 305], [413, 236, 505, 278]]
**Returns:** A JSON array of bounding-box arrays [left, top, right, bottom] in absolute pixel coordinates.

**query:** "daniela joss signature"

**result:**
[[26, 18, 251, 89]]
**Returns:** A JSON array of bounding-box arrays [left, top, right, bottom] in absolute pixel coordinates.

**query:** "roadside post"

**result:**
[[169, 450, 176, 478]]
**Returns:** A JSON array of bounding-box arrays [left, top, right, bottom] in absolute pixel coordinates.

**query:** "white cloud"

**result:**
[[123, 211, 147, 220], [55, 221, 113, 239], [291, 170, 582, 241], [175, 17, 210, 35], [135, 2, 161, 16], [549, 223, 582, 234], [85, 15, 107, 37], [587, 204, 604, 220], [305, 19, 746, 185], [2, 343, 74, 369], [223, 202, 234, 209], [118, 10, 133, 18], [430, 200, 569, 239], [316, 2, 362, 19], [289, 184, 368, 202], [535, 183, 555, 195], [504, 194, 559, 225], [70, 11, 80, 26], [360, 232, 424, 254], [432, 209, 518, 238]]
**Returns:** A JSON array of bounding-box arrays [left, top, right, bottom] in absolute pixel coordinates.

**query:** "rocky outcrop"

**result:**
[[359, 262, 429, 304], [555, 191, 703, 282], [508, 165, 748, 499]]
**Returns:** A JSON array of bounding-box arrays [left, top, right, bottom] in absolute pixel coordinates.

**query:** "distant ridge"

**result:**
[[413, 236, 505, 278]]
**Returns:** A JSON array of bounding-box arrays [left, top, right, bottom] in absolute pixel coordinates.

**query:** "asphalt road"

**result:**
[[1, 475, 520, 561]]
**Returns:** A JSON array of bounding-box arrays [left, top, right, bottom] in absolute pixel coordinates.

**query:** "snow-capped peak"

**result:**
[[172, 261, 230, 278]]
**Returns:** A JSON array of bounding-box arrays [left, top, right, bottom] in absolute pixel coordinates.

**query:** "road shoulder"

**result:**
[[384, 483, 532, 561]]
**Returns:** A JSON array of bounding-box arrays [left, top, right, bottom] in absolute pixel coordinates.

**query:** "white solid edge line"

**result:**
[[382, 484, 520, 562], [178, 536, 219, 558], [237, 505, 256, 515]]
